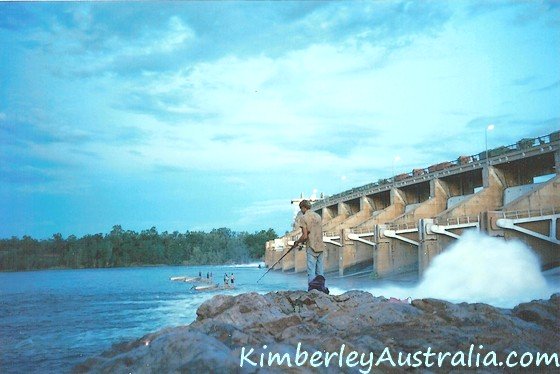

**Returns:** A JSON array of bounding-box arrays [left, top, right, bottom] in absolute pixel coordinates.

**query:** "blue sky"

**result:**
[[1, 1, 559, 239]]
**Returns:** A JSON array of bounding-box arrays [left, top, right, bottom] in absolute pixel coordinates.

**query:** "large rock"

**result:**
[[74, 291, 559, 373]]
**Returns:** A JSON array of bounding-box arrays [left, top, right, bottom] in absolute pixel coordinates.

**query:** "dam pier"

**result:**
[[265, 131, 560, 278]]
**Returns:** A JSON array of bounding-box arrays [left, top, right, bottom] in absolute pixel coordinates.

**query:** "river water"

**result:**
[[1, 235, 559, 373], [0, 264, 382, 373]]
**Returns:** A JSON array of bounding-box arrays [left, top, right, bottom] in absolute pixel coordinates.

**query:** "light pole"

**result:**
[[485, 124, 495, 163]]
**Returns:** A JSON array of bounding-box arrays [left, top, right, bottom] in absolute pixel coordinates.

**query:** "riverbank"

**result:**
[[0, 261, 265, 273], [74, 290, 560, 372]]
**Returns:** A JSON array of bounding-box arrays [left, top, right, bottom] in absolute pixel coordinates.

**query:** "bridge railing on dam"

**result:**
[[494, 207, 559, 220], [265, 130, 559, 278], [385, 221, 418, 231], [435, 215, 480, 226]]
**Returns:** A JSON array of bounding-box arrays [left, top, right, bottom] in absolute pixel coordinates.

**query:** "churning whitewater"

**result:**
[[361, 232, 557, 308]]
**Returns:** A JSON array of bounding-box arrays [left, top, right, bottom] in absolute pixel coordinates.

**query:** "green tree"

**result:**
[[0, 225, 278, 271], [244, 229, 277, 259]]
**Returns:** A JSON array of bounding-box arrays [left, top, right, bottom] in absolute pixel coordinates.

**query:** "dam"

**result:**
[[265, 131, 560, 278]]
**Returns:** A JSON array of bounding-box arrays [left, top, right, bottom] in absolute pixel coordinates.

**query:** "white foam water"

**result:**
[[415, 231, 554, 307], [362, 231, 557, 308], [231, 262, 265, 268]]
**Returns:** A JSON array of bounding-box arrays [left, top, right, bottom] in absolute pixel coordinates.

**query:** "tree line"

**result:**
[[0, 225, 278, 272]]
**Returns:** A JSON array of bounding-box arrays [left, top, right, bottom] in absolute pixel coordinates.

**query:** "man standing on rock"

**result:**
[[295, 200, 327, 292]]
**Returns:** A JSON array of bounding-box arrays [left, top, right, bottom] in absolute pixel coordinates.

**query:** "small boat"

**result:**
[[194, 284, 220, 292], [194, 283, 235, 292], [170, 276, 213, 284]]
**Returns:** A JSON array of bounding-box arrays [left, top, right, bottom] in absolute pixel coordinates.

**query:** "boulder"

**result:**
[[74, 291, 559, 373]]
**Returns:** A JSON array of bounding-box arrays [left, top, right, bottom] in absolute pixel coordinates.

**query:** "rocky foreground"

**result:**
[[75, 291, 559, 373]]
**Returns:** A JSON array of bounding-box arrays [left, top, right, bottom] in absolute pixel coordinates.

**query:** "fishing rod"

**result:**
[[256, 242, 302, 283]]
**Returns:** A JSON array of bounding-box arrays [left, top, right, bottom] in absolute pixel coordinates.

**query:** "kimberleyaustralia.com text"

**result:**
[[239, 343, 559, 372]]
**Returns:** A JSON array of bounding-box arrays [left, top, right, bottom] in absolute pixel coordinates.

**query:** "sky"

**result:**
[[0, 1, 559, 239]]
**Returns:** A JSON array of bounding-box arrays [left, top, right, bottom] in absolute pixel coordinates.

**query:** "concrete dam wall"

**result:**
[[266, 131, 560, 278]]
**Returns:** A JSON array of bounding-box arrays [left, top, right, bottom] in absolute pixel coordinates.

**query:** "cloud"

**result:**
[[11, 8, 195, 78], [503, 117, 560, 138], [511, 76, 536, 86], [0, 164, 55, 186], [465, 0, 560, 28], [223, 176, 249, 188], [532, 80, 560, 93], [111, 42, 393, 149], [0, 111, 107, 148], [0, 3, 39, 31], [0, 151, 90, 195], [464, 116, 510, 131], [212, 134, 246, 144], [291, 1, 452, 47], [1, 1, 559, 239], [232, 198, 294, 231], [34, 19, 549, 184], [5, 1, 455, 79], [465, 0, 520, 17]]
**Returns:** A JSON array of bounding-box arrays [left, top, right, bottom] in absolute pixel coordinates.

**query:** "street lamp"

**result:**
[[485, 124, 495, 163]]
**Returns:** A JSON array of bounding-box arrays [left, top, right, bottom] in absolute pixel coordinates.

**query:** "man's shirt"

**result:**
[[300, 210, 325, 253]]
